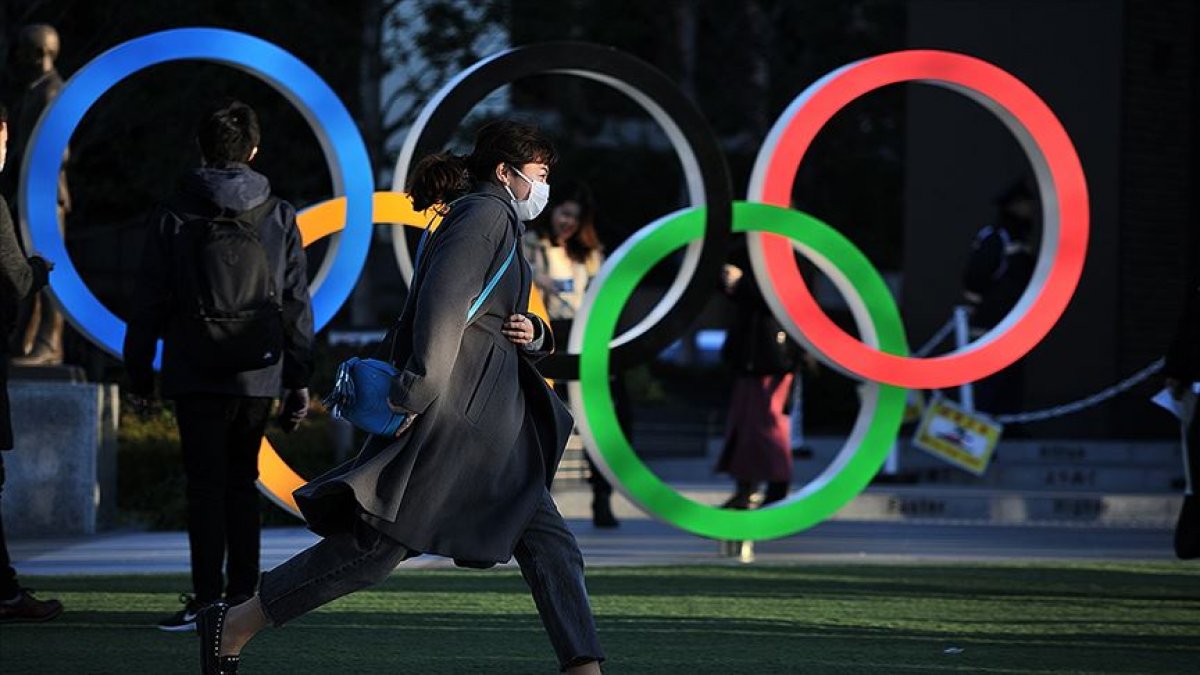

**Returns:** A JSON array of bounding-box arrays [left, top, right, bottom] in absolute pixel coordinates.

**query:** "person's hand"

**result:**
[[278, 388, 310, 433], [721, 264, 743, 294], [502, 314, 535, 346], [1166, 377, 1187, 402], [28, 256, 53, 289]]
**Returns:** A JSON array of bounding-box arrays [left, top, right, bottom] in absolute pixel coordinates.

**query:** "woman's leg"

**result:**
[[514, 489, 605, 672], [220, 518, 409, 656], [762, 481, 790, 507], [722, 480, 759, 510]]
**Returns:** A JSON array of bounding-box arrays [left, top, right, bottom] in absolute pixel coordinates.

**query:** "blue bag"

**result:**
[[323, 211, 518, 437], [324, 357, 407, 436]]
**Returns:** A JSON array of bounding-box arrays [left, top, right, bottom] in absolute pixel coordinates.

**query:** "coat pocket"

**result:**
[[465, 341, 507, 424]]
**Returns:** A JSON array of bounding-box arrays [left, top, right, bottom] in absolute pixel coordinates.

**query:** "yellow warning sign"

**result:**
[[912, 396, 1003, 475]]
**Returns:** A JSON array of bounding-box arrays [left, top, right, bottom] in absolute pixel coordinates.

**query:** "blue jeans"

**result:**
[[259, 489, 604, 670]]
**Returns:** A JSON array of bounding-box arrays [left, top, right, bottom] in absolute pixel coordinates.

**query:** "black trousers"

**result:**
[[258, 489, 605, 671], [1176, 401, 1200, 559], [174, 395, 273, 602], [0, 355, 18, 599], [0, 453, 18, 600]]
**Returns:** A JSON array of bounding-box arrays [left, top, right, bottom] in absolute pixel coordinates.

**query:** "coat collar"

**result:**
[[473, 180, 512, 202], [469, 181, 524, 235]]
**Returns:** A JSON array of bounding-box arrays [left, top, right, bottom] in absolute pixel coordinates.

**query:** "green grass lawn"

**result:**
[[1, 563, 1197, 674]]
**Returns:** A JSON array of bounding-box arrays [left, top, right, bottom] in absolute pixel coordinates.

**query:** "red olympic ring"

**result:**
[[748, 50, 1089, 389]]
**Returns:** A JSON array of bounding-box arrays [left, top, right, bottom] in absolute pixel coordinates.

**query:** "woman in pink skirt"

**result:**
[[716, 263, 801, 509]]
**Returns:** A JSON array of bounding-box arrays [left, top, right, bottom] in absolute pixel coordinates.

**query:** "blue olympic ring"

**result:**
[[18, 28, 374, 364]]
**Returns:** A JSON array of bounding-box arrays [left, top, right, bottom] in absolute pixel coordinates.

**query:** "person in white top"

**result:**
[[524, 180, 621, 527]]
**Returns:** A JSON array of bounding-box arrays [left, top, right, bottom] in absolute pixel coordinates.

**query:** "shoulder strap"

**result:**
[[414, 191, 520, 320], [467, 240, 518, 321]]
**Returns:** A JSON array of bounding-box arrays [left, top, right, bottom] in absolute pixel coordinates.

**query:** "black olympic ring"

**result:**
[[389, 41, 733, 380]]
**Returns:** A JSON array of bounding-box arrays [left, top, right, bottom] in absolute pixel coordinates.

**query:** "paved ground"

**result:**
[[8, 450, 1185, 576], [9, 510, 1178, 577]]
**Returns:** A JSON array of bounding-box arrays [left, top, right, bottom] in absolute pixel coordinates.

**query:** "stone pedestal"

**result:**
[[3, 380, 119, 537]]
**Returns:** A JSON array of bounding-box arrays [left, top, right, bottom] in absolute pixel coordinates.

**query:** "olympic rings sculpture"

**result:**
[[19, 28, 1088, 540]]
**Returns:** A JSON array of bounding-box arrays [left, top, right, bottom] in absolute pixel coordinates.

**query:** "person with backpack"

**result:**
[[123, 99, 314, 632], [193, 121, 604, 675]]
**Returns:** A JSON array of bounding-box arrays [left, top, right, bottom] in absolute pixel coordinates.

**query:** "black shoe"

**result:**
[[791, 445, 814, 459], [197, 602, 239, 675], [0, 588, 63, 623], [225, 594, 252, 608], [157, 593, 210, 632], [592, 499, 619, 528]]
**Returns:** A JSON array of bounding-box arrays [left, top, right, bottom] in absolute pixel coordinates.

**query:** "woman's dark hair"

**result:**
[[0, 102, 7, 125], [197, 99, 260, 164], [407, 119, 557, 212], [531, 179, 602, 263]]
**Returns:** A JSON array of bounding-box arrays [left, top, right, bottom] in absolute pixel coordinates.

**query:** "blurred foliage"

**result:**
[[117, 403, 341, 530]]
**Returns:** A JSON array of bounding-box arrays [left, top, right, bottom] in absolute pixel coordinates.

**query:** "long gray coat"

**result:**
[[1, 195, 50, 450], [295, 182, 574, 566]]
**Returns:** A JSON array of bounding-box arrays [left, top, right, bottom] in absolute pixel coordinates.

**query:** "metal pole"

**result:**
[[953, 306, 975, 413]]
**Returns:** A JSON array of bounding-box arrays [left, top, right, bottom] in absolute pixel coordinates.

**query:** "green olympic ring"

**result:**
[[568, 202, 909, 541]]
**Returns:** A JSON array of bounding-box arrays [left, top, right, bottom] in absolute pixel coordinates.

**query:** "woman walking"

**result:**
[[197, 120, 605, 674], [716, 262, 800, 510]]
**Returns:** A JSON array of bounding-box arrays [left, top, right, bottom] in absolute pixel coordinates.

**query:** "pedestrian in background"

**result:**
[[0, 102, 62, 623], [1164, 259, 1199, 559], [525, 179, 623, 527], [123, 99, 314, 631]]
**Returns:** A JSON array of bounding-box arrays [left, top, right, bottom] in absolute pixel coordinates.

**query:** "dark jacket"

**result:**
[[294, 182, 574, 566], [0, 195, 49, 356], [721, 275, 799, 376], [122, 165, 314, 399], [1, 194, 50, 450], [1165, 268, 1200, 383], [962, 221, 1035, 332]]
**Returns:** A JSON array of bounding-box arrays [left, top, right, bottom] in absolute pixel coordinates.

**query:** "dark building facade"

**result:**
[[904, 0, 1198, 438]]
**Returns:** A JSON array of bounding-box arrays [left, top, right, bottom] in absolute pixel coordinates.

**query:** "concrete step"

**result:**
[[614, 431, 1187, 469], [831, 487, 1179, 528], [550, 482, 1182, 529], [890, 464, 1184, 492], [746, 436, 1185, 491], [632, 447, 1186, 492], [902, 439, 1182, 467]]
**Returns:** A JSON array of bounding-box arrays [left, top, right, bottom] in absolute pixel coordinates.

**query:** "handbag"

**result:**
[[323, 203, 518, 436]]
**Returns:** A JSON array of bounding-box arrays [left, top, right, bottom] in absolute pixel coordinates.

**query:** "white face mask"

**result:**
[[504, 165, 549, 221]]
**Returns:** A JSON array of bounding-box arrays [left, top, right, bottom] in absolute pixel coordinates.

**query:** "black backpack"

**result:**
[[171, 196, 284, 372]]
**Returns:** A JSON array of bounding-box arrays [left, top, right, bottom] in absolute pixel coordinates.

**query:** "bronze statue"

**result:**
[[1, 24, 69, 365]]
